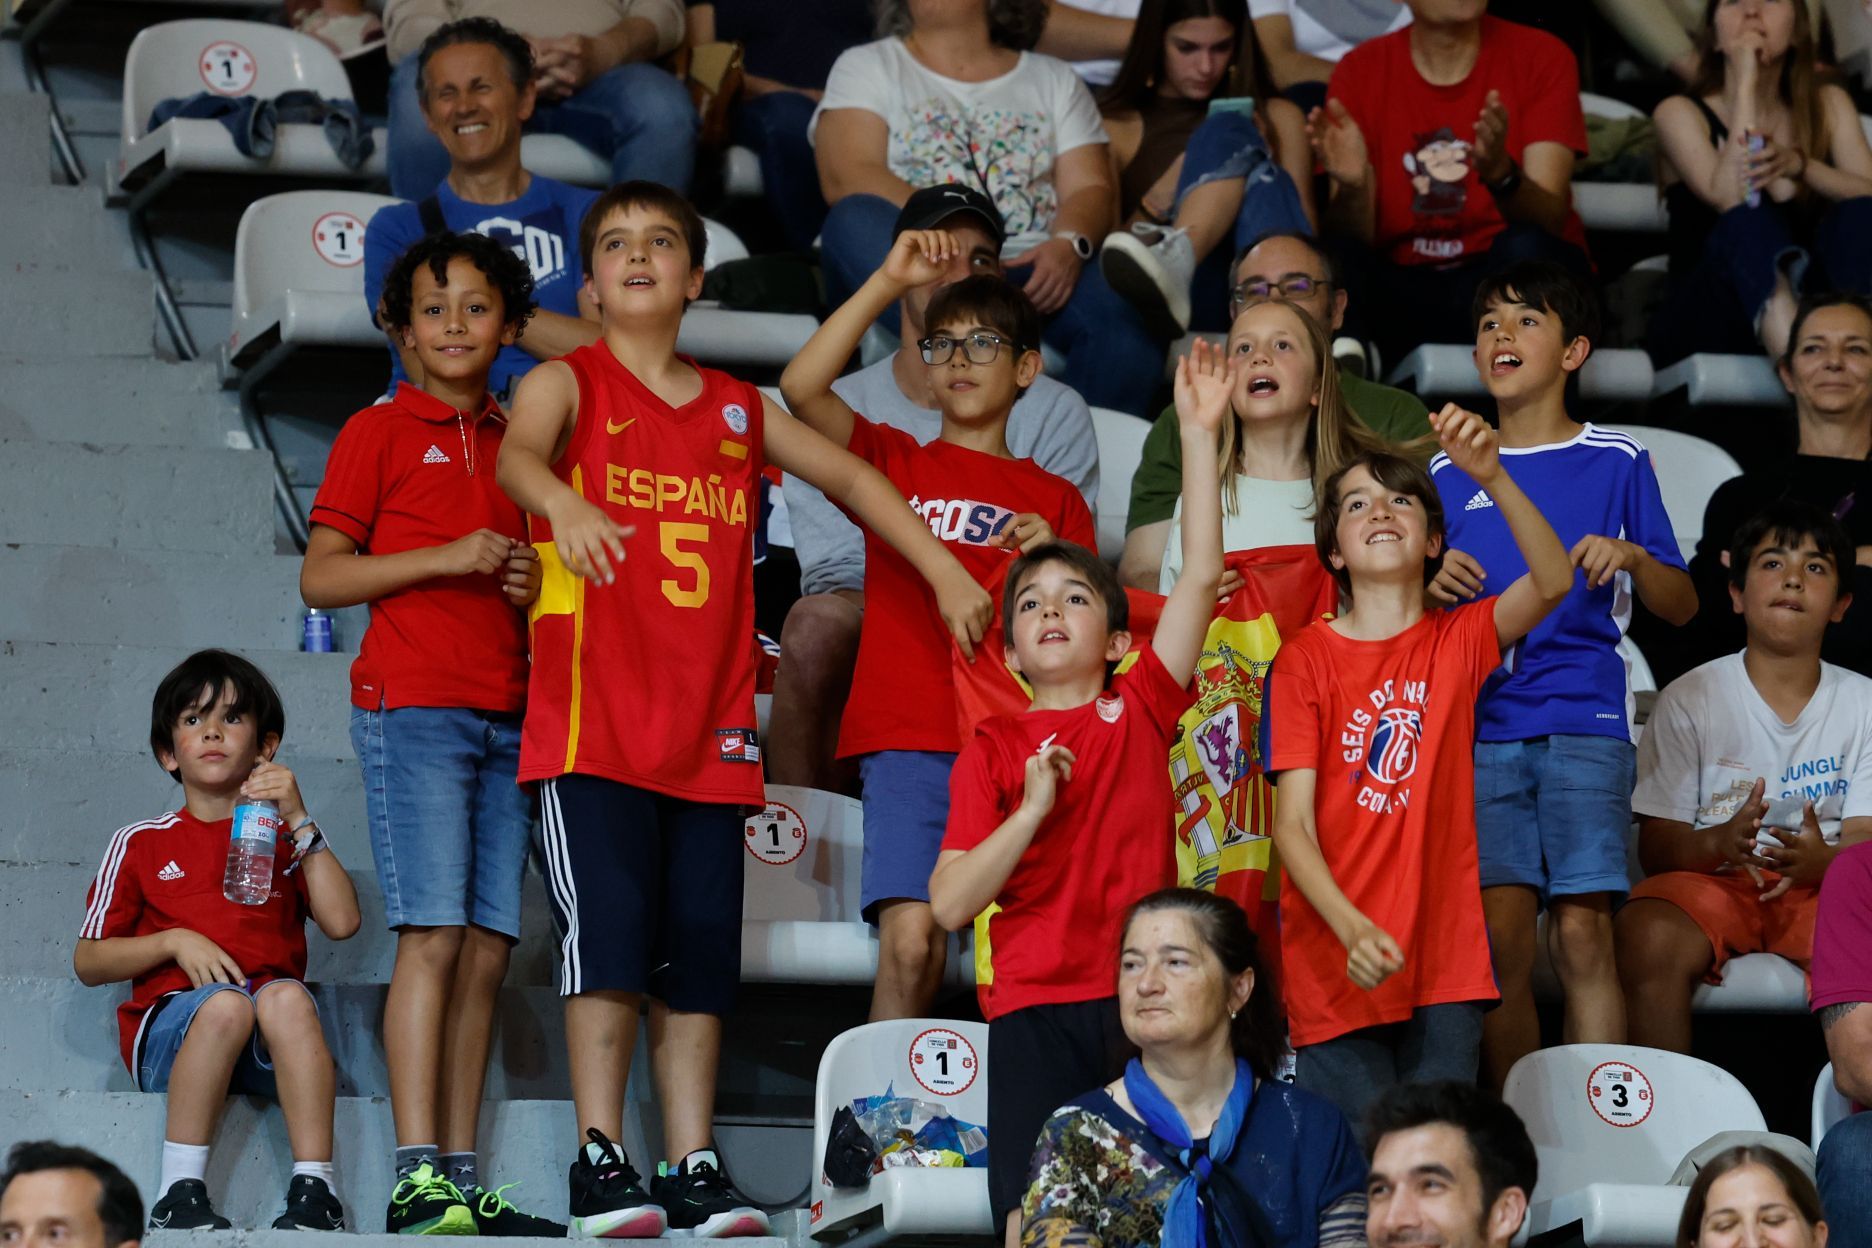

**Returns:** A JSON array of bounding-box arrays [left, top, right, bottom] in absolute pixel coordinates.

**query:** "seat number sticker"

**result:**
[[200, 42, 257, 95], [1587, 1060, 1654, 1127], [744, 800, 806, 866], [312, 212, 365, 267], [909, 1027, 979, 1097]]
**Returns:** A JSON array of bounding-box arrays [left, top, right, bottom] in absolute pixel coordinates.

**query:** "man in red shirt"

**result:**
[[1309, 1, 1590, 365]]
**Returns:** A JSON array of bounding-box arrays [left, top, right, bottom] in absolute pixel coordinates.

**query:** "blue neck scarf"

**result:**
[[1123, 1056, 1255, 1248]]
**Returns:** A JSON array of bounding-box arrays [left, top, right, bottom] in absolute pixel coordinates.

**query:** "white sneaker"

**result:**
[[1100, 223, 1195, 337]]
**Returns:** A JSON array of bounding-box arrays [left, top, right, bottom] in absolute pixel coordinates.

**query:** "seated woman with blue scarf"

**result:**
[[1019, 888, 1368, 1248]]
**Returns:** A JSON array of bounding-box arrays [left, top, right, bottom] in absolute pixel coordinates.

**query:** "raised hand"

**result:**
[[1473, 90, 1512, 183], [1306, 98, 1369, 187], [881, 229, 958, 292], [1429, 403, 1500, 483], [1019, 742, 1076, 821], [241, 759, 307, 828], [1173, 337, 1239, 435], [991, 513, 1057, 554]]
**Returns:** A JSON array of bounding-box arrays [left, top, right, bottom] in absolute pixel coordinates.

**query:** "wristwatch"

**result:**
[[1483, 160, 1524, 200], [1053, 230, 1094, 261]]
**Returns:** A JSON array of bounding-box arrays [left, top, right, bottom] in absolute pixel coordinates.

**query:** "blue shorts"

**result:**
[[537, 774, 743, 1015], [857, 750, 956, 921], [351, 705, 535, 937], [1474, 734, 1635, 901], [136, 980, 316, 1095]]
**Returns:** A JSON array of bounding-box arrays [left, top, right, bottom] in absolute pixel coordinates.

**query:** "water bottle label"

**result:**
[[231, 804, 282, 842]]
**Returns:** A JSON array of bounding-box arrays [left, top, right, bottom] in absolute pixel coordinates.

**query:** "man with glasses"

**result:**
[[1117, 230, 1431, 588], [768, 185, 1099, 791]]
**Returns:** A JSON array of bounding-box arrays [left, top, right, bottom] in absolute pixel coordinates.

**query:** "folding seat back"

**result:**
[[123, 19, 354, 148]]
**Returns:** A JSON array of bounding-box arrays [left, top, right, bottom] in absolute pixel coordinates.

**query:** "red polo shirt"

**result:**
[[309, 383, 530, 712]]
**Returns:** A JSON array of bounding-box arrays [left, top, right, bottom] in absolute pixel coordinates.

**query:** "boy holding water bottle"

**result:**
[[75, 650, 361, 1232]]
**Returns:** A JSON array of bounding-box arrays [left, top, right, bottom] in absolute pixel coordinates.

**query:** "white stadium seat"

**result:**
[[519, 136, 765, 197], [1506, 1044, 1767, 1246], [1597, 424, 1741, 563], [1653, 353, 1791, 406], [811, 1019, 995, 1246], [1813, 1063, 1852, 1151], [674, 216, 820, 367], [1385, 343, 1656, 402], [222, 189, 395, 375], [1090, 406, 1148, 562]]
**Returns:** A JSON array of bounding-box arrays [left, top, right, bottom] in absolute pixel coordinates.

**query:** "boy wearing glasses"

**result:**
[[780, 231, 1095, 1022]]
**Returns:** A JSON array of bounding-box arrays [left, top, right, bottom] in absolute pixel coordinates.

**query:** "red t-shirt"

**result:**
[[1812, 839, 1872, 1013], [838, 416, 1095, 758], [1265, 602, 1502, 1047], [520, 344, 766, 804], [80, 809, 310, 1074], [942, 646, 1192, 1019], [1328, 18, 1588, 267], [308, 383, 530, 713]]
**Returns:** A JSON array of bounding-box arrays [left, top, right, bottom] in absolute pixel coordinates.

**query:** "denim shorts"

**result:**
[[1474, 734, 1636, 901], [351, 705, 535, 936], [136, 980, 315, 1095], [857, 750, 956, 921]]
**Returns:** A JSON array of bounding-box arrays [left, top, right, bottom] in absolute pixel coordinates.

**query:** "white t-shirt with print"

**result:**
[[1247, 0, 1412, 66], [1159, 475, 1314, 592], [1633, 652, 1872, 845], [812, 38, 1109, 254]]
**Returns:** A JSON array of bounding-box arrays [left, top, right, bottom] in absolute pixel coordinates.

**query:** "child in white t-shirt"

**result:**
[[1619, 501, 1872, 1053]]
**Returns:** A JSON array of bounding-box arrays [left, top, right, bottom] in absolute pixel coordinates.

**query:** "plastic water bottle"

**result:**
[[303, 608, 333, 653], [223, 799, 280, 905], [1745, 131, 1766, 209]]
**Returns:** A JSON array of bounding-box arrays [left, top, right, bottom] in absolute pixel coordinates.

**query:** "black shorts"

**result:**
[[537, 774, 744, 1015], [987, 996, 1134, 1224]]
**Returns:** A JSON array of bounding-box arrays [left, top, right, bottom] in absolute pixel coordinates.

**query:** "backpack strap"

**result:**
[[417, 195, 447, 237]]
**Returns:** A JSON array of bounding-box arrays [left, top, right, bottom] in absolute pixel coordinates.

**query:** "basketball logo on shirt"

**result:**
[[1341, 679, 1428, 815], [721, 403, 748, 435], [1367, 707, 1422, 785]]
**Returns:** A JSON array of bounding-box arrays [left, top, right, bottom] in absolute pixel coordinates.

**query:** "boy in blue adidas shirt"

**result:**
[[364, 18, 601, 405], [1429, 261, 1698, 1088]]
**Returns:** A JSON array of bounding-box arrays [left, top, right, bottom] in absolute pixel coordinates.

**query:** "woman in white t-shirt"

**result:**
[[811, 0, 1168, 417], [1249, 0, 1410, 111]]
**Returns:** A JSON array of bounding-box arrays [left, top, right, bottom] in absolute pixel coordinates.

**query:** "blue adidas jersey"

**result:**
[[365, 176, 600, 403], [1431, 423, 1684, 742]]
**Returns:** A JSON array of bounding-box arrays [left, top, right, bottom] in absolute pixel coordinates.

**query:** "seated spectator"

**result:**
[[1812, 839, 1870, 1244], [288, 0, 385, 57], [1119, 230, 1431, 590], [364, 20, 604, 405], [1364, 1082, 1538, 1248], [1675, 1145, 1831, 1248], [383, 0, 696, 200], [1251, 0, 1411, 113], [1649, 0, 1872, 365], [1589, 0, 1819, 85], [812, 0, 1169, 416], [1619, 501, 1872, 1054], [1310, 2, 1591, 368], [0, 1142, 142, 1248], [1038, 0, 1142, 87], [1020, 888, 1367, 1248], [767, 186, 1098, 793], [1095, 0, 1315, 337], [1675, 294, 1872, 682], [683, 1, 873, 252]]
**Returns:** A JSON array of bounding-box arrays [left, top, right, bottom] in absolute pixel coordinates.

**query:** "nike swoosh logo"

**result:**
[[606, 417, 637, 435]]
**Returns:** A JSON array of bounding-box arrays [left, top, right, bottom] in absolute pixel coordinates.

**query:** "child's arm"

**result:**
[[928, 743, 1073, 931], [1269, 767, 1404, 989], [1636, 778, 1766, 877], [778, 230, 958, 449], [241, 761, 361, 941], [300, 525, 528, 609], [496, 361, 634, 585], [1429, 404, 1571, 648], [763, 394, 993, 657], [1150, 340, 1233, 684], [75, 931, 244, 988], [1569, 534, 1697, 625], [1754, 806, 1872, 902]]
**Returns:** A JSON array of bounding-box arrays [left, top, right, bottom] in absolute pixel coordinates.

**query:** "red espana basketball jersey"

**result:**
[[520, 343, 766, 804]]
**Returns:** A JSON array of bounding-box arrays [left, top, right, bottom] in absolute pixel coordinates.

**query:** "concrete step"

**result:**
[[0, 643, 355, 758], [0, 268, 152, 356], [0, 186, 120, 266], [0, 94, 52, 188], [0, 1090, 806, 1238], [0, 355, 240, 447], [0, 546, 365, 651], [0, 442, 273, 554]]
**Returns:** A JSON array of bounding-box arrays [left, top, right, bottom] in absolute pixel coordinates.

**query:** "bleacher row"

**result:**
[[0, 10, 1858, 1248]]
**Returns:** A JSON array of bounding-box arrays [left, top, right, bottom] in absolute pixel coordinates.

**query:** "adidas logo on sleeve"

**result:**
[[1464, 489, 1494, 511], [157, 860, 185, 881], [423, 445, 451, 464]]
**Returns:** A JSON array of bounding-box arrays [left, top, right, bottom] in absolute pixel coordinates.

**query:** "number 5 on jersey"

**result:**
[[660, 521, 710, 608]]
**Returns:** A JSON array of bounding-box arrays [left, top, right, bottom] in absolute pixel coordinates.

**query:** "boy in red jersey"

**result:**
[[928, 340, 1233, 1244], [495, 181, 992, 1240], [75, 651, 361, 1233], [1264, 417, 1571, 1129], [300, 232, 561, 1237], [779, 231, 1096, 1022]]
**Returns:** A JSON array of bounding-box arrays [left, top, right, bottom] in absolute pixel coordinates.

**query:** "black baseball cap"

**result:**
[[892, 184, 1005, 247]]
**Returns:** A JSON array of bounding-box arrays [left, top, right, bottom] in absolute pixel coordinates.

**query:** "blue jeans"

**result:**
[[138, 980, 315, 1095], [1819, 1110, 1872, 1243], [1173, 111, 1313, 333], [350, 704, 534, 937], [388, 53, 699, 200], [1474, 735, 1636, 901], [819, 192, 1169, 416], [733, 90, 827, 253]]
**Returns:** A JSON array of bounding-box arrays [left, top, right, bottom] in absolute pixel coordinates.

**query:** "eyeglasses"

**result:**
[[919, 332, 1016, 365], [1229, 274, 1330, 316]]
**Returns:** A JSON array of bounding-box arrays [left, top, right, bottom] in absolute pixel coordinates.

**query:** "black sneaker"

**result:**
[[466, 1183, 567, 1237], [568, 1129, 665, 1238], [272, 1175, 346, 1231], [651, 1150, 770, 1239], [385, 1162, 476, 1235], [149, 1179, 232, 1231]]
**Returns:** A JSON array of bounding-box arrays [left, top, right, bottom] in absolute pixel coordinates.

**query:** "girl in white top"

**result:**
[[1159, 299, 1386, 590]]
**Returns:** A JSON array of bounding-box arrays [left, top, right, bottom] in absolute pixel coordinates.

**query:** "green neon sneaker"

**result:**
[[466, 1183, 568, 1237], [385, 1163, 476, 1235]]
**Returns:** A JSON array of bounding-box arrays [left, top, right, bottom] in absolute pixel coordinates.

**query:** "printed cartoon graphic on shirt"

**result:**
[[472, 211, 573, 290], [1342, 678, 1428, 814], [895, 102, 1055, 238], [910, 494, 1016, 546], [1406, 128, 1471, 217]]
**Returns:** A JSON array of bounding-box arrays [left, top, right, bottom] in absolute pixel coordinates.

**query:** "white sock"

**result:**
[[159, 1141, 209, 1194], [292, 1160, 337, 1191]]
